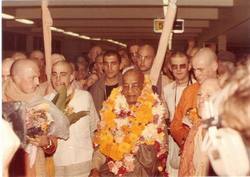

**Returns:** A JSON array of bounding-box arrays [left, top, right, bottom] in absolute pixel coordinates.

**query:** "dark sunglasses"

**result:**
[[171, 64, 187, 70]]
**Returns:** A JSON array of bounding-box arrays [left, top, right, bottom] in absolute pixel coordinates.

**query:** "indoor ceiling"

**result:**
[[2, 0, 250, 48]]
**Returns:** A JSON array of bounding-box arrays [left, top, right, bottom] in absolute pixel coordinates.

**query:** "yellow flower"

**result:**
[[118, 142, 132, 154], [109, 143, 123, 160]]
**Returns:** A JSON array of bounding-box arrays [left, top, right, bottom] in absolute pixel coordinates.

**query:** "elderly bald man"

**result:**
[[3, 59, 51, 177], [170, 48, 218, 150], [179, 78, 221, 176], [3, 59, 46, 101]]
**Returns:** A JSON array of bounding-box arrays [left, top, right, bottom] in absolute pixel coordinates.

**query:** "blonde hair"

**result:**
[[219, 58, 250, 138]]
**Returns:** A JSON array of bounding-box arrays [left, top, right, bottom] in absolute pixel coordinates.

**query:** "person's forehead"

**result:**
[[52, 63, 71, 72], [103, 55, 119, 62], [96, 55, 103, 62], [170, 56, 188, 64], [91, 46, 102, 52], [192, 57, 209, 67], [31, 51, 43, 58], [138, 46, 154, 55], [130, 45, 139, 51], [123, 73, 141, 83]]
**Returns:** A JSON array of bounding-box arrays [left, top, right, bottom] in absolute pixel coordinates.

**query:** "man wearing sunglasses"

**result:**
[[163, 52, 192, 177], [170, 48, 218, 152]]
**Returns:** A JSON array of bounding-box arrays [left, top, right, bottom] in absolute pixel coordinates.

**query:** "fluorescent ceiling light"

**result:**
[[15, 18, 34, 25], [79, 35, 91, 40], [64, 31, 79, 37], [50, 27, 64, 32], [90, 38, 102, 41], [105, 39, 127, 47], [2, 13, 15, 19]]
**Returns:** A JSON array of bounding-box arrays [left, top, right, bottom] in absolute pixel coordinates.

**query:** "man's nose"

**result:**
[[108, 63, 112, 70], [34, 77, 40, 85], [140, 56, 145, 65]]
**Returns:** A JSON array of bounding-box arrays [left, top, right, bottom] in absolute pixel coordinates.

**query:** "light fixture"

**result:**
[[90, 38, 102, 41], [105, 39, 127, 47], [64, 31, 80, 37], [79, 35, 91, 40], [2, 13, 15, 19], [15, 18, 34, 25], [50, 27, 64, 33]]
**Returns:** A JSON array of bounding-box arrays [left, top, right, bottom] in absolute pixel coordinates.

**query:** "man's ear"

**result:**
[[188, 63, 192, 71], [212, 61, 219, 72], [167, 63, 172, 72], [12, 75, 21, 85], [119, 63, 123, 70], [69, 74, 75, 83]]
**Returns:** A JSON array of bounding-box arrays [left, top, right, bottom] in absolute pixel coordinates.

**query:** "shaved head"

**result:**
[[11, 59, 39, 76], [11, 59, 40, 93], [122, 69, 144, 105], [192, 47, 218, 84], [51, 53, 66, 65], [137, 44, 155, 72], [51, 61, 74, 91]]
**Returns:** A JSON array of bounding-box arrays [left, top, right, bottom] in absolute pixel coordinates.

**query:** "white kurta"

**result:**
[[163, 81, 187, 177], [46, 89, 99, 166]]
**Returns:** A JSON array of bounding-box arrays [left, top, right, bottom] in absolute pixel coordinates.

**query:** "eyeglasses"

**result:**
[[171, 64, 187, 70]]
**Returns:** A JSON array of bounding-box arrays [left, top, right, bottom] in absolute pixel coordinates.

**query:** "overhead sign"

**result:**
[[154, 19, 184, 33]]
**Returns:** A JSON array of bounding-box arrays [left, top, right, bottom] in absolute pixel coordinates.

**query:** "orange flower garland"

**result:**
[[94, 76, 168, 176]]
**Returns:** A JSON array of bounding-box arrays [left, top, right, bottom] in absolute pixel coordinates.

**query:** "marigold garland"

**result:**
[[94, 76, 168, 176]]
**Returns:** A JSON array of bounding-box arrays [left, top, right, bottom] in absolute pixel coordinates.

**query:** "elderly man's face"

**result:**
[[192, 58, 215, 84], [122, 72, 144, 105], [15, 66, 40, 94], [197, 79, 220, 119], [137, 46, 155, 72], [51, 62, 74, 92]]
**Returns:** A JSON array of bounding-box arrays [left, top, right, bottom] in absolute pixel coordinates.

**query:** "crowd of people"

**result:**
[[2, 39, 250, 177]]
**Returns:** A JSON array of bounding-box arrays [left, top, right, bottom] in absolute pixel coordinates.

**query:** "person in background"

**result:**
[[4, 59, 54, 177], [163, 52, 192, 177], [30, 50, 47, 83], [82, 73, 99, 90], [90, 50, 122, 113], [137, 44, 162, 94], [161, 51, 174, 88], [128, 43, 140, 65], [179, 78, 221, 176], [88, 45, 102, 65], [11, 52, 27, 60], [2, 58, 15, 85], [47, 61, 99, 177], [170, 48, 218, 150], [217, 50, 236, 85], [93, 54, 104, 79], [2, 119, 20, 177], [118, 48, 132, 71]]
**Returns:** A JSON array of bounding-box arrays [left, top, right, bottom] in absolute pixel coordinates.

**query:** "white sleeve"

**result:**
[[88, 92, 100, 136]]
